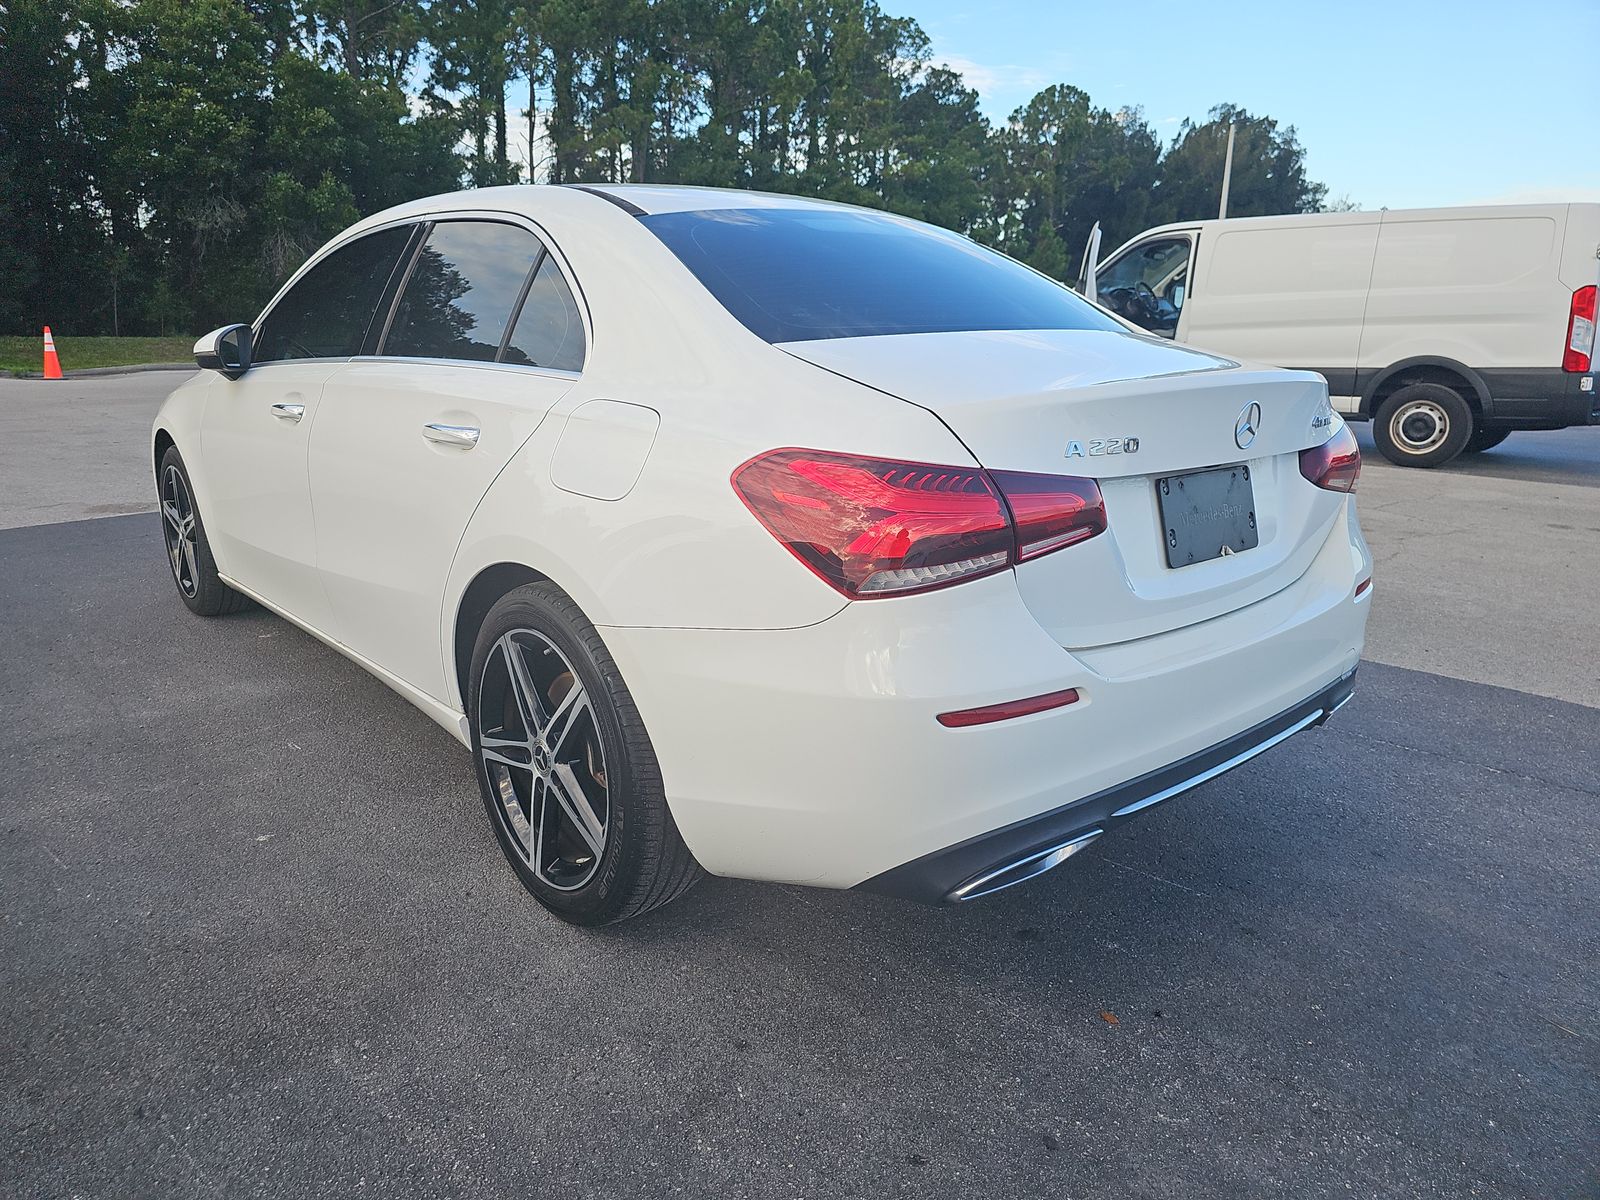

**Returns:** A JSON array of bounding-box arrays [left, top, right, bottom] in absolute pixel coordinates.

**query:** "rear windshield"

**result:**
[[640, 207, 1120, 343]]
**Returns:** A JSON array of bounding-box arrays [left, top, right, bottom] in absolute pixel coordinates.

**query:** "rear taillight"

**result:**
[[1564, 285, 1596, 373], [732, 449, 1106, 599], [989, 470, 1108, 560], [1300, 424, 1361, 493]]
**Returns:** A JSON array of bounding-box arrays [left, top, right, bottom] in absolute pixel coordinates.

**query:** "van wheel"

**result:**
[[1462, 428, 1510, 454], [1372, 383, 1473, 468]]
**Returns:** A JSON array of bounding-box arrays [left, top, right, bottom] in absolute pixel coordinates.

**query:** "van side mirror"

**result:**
[[194, 324, 252, 379]]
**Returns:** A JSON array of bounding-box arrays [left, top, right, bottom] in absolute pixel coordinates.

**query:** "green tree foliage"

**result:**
[[989, 86, 1162, 273], [0, 0, 110, 334], [0, 0, 459, 335], [0, 0, 1332, 335], [1157, 103, 1327, 222], [427, 0, 524, 183]]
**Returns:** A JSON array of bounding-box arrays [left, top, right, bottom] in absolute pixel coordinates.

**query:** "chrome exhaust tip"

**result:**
[[948, 829, 1103, 902]]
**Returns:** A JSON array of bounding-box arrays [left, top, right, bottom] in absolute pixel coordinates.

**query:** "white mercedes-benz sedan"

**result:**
[[154, 184, 1371, 924]]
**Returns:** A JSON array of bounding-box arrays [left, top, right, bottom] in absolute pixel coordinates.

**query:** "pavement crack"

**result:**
[[1098, 856, 1211, 898]]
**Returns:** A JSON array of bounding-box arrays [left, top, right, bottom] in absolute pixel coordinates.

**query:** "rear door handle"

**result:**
[[271, 403, 305, 423], [422, 423, 480, 449]]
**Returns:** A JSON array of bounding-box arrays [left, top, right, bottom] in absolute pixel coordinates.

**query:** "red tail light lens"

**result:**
[[990, 470, 1108, 560], [1564, 284, 1596, 373], [1300, 424, 1361, 493], [732, 449, 1107, 598]]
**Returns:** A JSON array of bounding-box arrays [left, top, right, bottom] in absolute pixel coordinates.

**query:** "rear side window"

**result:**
[[255, 226, 412, 362], [640, 207, 1120, 343], [502, 256, 585, 371], [384, 221, 543, 362]]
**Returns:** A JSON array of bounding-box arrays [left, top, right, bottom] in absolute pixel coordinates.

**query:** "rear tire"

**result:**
[[467, 582, 700, 925], [1372, 383, 1474, 468], [1462, 428, 1511, 454], [157, 447, 247, 617]]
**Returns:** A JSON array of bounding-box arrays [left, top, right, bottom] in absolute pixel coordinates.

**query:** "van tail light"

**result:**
[[731, 449, 1106, 599], [1300, 424, 1361, 493], [1564, 285, 1596, 373]]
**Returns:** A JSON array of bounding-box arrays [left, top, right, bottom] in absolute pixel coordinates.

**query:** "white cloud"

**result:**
[[933, 53, 1052, 104]]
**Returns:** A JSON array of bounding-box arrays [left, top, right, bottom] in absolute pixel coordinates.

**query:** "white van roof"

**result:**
[[1126, 202, 1599, 242]]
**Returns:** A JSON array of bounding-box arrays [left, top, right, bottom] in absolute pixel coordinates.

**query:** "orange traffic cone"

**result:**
[[42, 327, 63, 380]]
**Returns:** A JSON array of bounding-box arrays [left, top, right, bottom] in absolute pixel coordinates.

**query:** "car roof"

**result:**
[[341, 184, 861, 244], [355, 183, 851, 225], [570, 184, 859, 215]]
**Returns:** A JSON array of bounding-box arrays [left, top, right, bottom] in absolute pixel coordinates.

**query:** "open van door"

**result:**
[[1076, 222, 1102, 299], [1092, 229, 1197, 338]]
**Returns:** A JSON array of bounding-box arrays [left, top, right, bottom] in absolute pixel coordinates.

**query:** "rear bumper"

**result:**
[[1478, 369, 1600, 427], [860, 669, 1355, 903], [603, 499, 1371, 891]]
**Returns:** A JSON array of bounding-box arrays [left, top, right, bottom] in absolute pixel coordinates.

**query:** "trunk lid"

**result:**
[[780, 328, 1345, 647]]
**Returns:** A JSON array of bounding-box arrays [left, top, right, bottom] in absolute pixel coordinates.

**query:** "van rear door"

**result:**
[[1357, 207, 1564, 380], [1557, 204, 1600, 379]]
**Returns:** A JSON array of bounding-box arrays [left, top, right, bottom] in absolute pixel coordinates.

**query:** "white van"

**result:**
[[1085, 204, 1600, 466]]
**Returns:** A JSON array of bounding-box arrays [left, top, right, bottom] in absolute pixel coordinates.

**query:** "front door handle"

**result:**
[[271, 403, 305, 423], [422, 422, 480, 449]]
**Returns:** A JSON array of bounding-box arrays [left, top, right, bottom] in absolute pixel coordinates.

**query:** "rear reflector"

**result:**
[[937, 688, 1081, 727], [1300, 424, 1361, 493], [1355, 576, 1372, 598], [733, 448, 1106, 599], [1564, 285, 1596, 373]]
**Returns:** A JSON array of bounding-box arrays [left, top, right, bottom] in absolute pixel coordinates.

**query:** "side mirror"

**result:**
[[194, 324, 252, 380]]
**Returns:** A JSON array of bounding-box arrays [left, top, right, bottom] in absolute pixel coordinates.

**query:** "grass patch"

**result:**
[[0, 335, 195, 375]]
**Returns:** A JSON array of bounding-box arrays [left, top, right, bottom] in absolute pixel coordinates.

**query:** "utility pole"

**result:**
[[1218, 121, 1237, 219]]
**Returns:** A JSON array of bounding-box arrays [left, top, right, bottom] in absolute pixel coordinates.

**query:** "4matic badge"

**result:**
[[1066, 436, 1140, 459]]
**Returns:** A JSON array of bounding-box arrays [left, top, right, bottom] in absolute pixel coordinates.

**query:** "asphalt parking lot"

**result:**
[[3, 375, 1597, 1199]]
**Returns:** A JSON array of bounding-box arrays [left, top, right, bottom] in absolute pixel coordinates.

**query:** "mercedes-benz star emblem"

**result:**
[[1235, 402, 1262, 450]]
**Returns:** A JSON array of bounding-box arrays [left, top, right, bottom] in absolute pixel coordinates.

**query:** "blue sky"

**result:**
[[900, 0, 1600, 210]]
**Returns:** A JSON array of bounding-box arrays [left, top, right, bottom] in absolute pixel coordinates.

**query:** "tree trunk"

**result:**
[[341, 3, 361, 78], [551, 54, 577, 184]]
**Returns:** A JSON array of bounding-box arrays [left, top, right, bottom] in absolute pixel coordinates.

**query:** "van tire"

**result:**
[[1462, 428, 1511, 454], [1372, 383, 1473, 468]]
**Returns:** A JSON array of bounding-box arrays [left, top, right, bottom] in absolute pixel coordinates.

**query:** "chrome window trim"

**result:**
[[347, 354, 582, 382], [250, 208, 592, 373]]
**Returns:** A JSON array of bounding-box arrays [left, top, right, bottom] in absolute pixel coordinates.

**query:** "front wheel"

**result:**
[[1372, 383, 1474, 468], [468, 582, 700, 925], [157, 447, 247, 616]]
